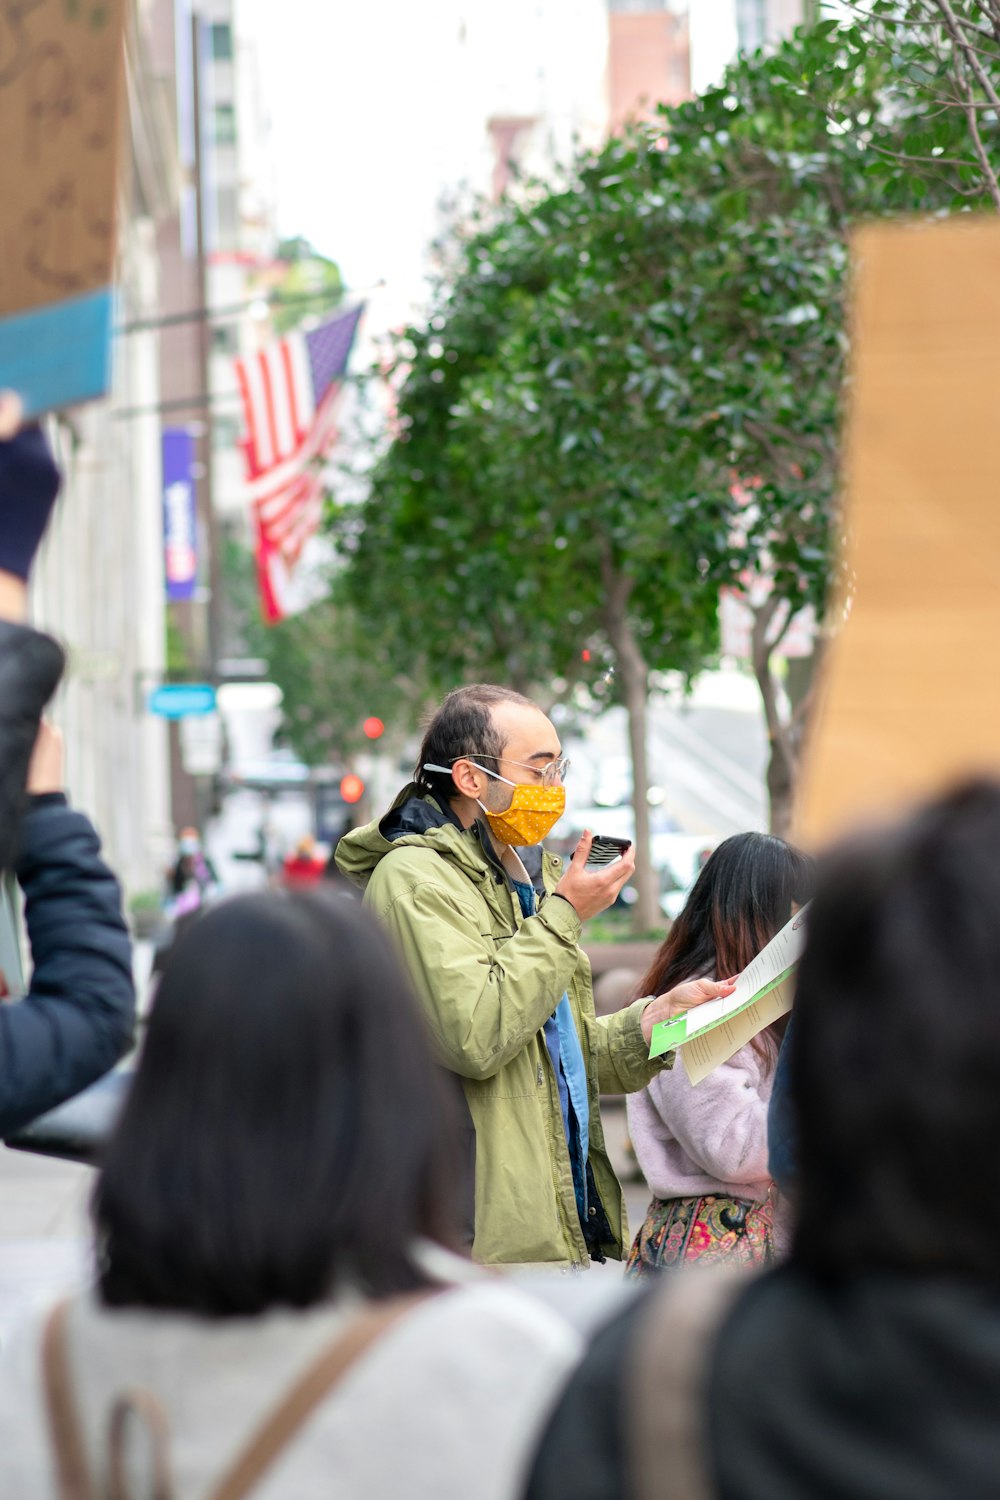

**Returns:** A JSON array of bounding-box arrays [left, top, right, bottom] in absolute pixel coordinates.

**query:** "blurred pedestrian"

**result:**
[[526, 780, 1000, 1500], [625, 832, 813, 1275], [167, 826, 219, 916], [0, 400, 134, 1135], [281, 832, 326, 888], [0, 890, 580, 1499], [336, 683, 735, 1269]]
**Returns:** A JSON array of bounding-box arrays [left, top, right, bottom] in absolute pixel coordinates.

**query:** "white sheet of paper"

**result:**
[[677, 904, 807, 1044], [688, 996, 727, 1031], [679, 979, 795, 1086]]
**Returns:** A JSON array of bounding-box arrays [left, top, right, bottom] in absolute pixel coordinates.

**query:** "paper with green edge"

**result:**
[[647, 904, 809, 1061]]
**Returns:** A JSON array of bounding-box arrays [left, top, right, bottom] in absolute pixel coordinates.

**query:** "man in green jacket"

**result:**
[[336, 683, 734, 1269]]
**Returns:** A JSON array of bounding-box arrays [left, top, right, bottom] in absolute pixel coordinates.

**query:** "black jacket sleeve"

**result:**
[[0, 794, 135, 1135], [524, 1290, 650, 1500]]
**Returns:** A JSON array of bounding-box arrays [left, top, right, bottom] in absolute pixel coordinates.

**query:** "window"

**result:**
[[213, 415, 243, 451], [211, 22, 233, 60], [735, 0, 768, 52], [214, 185, 239, 251], [608, 0, 668, 12], [211, 324, 239, 356], [212, 103, 236, 146]]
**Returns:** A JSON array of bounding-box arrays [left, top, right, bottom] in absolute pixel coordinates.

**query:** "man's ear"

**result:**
[[450, 757, 483, 800]]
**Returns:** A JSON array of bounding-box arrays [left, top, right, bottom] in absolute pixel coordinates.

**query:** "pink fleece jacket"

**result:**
[[626, 1039, 776, 1204]]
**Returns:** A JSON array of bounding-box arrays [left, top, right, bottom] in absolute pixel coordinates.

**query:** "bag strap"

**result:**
[[43, 1292, 431, 1500], [107, 1390, 173, 1500], [206, 1292, 430, 1500], [42, 1299, 96, 1500], [627, 1268, 752, 1500]]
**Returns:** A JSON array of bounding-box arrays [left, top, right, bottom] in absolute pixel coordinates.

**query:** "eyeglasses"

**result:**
[[469, 754, 570, 787]]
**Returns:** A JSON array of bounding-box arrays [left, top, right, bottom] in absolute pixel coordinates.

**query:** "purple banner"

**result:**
[[162, 428, 197, 602]]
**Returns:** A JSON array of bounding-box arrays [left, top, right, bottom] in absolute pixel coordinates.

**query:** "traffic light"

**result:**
[[362, 717, 385, 740], [339, 773, 365, 805]]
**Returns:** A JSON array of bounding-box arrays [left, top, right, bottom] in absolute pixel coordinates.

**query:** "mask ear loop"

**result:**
[[422, 762, 497, 824], [423, 761, 516, 788]]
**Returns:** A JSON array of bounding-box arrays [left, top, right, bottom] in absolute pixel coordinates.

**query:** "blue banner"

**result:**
[[162, 429, 198, 602], [0, 289, 114, 419]]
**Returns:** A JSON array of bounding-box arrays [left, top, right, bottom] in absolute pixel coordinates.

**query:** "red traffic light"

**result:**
[[581, 648, 591, 663], [362, 716, 385, 740], [339, 774, 365, 804]]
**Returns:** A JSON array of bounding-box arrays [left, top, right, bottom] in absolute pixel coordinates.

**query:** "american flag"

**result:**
[[235, 304, 364, 622]]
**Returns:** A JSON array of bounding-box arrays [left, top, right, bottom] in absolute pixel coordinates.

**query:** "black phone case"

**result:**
[[585, 836, 632, 867]]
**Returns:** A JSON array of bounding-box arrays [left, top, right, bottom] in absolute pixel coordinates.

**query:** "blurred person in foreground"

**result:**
[[0, 890, 581, 1500], [525, 779, 1000, 1500], [336, 684, 735, 1270], [0, 396, 134, 1135], [626, 833, 813, 1276]]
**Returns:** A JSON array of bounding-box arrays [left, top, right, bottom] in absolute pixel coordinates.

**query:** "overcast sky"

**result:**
[[238, 0, 477, 303], [236, 0, 736, 326]]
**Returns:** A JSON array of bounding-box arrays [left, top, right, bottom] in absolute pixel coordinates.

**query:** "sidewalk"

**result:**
[[0, 940, 155, 1345], [0, 1146, 92, 1346]]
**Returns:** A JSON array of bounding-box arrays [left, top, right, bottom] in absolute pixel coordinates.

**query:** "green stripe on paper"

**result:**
[[647, 962, 797, 1061]]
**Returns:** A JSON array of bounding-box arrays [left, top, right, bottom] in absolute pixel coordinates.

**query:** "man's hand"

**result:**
[[553, 829, 636, 923], [639, 975, 738, 1048], [0, 392, 22, 441], [27, 720, 64, 795]]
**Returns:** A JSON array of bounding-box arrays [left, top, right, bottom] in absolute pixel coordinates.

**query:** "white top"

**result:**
[[0, 1261, 580, 1500]]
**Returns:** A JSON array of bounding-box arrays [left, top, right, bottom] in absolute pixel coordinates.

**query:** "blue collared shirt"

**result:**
[[511, 878, 590, 1222]]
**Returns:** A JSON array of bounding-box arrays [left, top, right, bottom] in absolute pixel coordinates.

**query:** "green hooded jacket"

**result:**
[[336, 784, 673, 1268]]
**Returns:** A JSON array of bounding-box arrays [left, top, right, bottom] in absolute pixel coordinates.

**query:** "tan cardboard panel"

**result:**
[[0, 0, 129, 319], [795, 218, 1000, 848]]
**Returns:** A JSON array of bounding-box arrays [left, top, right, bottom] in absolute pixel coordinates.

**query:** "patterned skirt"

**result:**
[[625, 1193, 774, 1279]]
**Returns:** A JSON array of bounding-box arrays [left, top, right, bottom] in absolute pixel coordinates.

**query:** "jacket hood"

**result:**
[[335, 783, 499, 890]]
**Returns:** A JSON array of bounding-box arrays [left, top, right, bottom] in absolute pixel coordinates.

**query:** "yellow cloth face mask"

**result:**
[[479, 780, 566, 847], [422, 761, 566, 846]]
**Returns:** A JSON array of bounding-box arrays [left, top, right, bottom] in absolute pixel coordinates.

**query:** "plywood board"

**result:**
[[0, 0, 130, 413], [796, 218, 1000, 847]]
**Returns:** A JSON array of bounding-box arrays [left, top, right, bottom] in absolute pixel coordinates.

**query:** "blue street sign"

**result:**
[[147, 683, 217, 720]]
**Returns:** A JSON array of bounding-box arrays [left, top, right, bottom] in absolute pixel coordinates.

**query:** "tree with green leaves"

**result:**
[[218, 536, 420, 768], [269, 237, 344, 336], [846, 0, 1000, 208], [331, 20, 990, 927]]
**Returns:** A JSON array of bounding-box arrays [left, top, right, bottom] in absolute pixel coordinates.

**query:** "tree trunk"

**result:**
[[764, 720, 796, 839], [751, 594, 797, 838], [751, 597, 822, 839], [601, 554, 660, 935]]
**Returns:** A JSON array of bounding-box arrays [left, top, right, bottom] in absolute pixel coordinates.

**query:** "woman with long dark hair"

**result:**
[[526, 780, 1000, 1500], [0, 890, 579, 1500], [625, 831, 813, 1275]]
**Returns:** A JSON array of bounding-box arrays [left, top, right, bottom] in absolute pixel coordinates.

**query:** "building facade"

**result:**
[[30, 0, 178, 902]]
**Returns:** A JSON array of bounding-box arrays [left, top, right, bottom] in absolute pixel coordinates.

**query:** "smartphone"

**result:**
[[585, 835, 632, 868]]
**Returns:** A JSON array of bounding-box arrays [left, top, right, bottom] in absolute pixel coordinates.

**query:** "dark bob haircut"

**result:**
[[793, 779, 1000, 1280], [93, 890, 459, 1316], [637, 832, 814, 1058]]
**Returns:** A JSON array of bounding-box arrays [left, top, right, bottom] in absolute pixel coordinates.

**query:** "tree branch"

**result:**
[[946, 18, 1000, 209], [933, 0, 1000, 111]]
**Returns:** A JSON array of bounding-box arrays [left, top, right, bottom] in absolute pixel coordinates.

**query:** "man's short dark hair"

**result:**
[[415, 684, 536, 803]]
